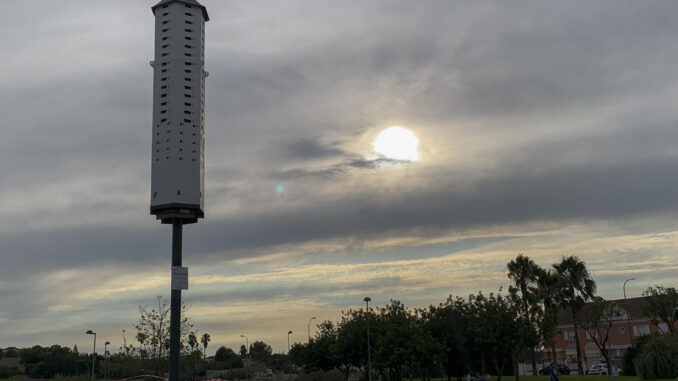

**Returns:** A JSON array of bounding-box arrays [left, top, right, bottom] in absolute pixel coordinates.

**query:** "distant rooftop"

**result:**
[[557, 296, 648, 325]]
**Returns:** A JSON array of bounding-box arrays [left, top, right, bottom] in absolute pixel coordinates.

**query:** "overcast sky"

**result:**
[[1, 0, 678, 353]]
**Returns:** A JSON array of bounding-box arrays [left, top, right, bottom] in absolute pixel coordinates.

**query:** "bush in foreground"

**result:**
[[633, 334, 678, 379]]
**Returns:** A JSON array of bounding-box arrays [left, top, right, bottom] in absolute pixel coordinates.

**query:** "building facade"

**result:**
[[546, 296, 674, 373]]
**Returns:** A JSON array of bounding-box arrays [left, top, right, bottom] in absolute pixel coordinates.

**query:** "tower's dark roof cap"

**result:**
[[152, 0, 209, 21]]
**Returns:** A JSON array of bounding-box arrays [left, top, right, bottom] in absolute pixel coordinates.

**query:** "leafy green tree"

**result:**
[[465, 292, 534, 381], [214, 347, 242, 369], [632, 334, 678, 379], [642, 286, 678, 334], [249, 341, 272, 362], [333, 310, 368, 380], [507, 254, 543, 376], [0, 348, 4, 360], [553, 255, 596, 374], [238, 344, 247, 358], [422, 298, 468, 381]]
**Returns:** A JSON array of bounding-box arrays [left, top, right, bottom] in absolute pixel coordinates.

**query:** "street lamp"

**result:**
[[240, 335, 249, 381], [287, 330, 293, 375], [104, 341, 110, 381], [86, 330, 96, 381], [623, 278, 635, 347], [364, 297, 372, 381], [307, 317, 316, 341]]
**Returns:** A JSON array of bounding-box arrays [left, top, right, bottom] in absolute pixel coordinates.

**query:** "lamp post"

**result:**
[[86, 330, 96, 381], [104, 341, 110, 381], [624, 278, 635, 347], [240, 335, 249, 381], [287, 331, 293, 375], [364, 297, 372, 381], [307, 317, 316, 341]]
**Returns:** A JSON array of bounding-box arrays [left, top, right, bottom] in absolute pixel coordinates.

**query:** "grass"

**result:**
[[418, 377, 674, 381]]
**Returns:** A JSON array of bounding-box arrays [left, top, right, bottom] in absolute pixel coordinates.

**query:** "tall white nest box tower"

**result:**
[[150, 0, 208, 224]]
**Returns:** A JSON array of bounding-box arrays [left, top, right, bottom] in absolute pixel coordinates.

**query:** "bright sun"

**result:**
[[372, 126, 420, 162]]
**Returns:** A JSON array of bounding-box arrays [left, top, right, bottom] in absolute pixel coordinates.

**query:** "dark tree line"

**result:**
[[289, 255, 602, 381]]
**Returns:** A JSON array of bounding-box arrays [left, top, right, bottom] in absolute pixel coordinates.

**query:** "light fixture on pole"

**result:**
[[623, 278, 635, 346], [307, 317, 316, 341], [240, 335, 249, 381], [86, 330, 96, 381], [149, 2, 209, 381], [287, 331, 293, 375], [104, 341, 110, 381], [364, 297, 372, 381]]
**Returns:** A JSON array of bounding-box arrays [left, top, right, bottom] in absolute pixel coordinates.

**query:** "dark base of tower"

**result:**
[[151, 203, 204, 224]]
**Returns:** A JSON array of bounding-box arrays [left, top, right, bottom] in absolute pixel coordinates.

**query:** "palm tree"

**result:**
[[201, 333, 211, 361], [536, 268, 562, 367], [553, 256, 596, 374], [507, 254, 542, 376]]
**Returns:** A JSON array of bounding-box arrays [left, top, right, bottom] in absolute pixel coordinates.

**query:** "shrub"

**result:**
[[634, 334, 678, 379], [0, 366, 21, 379], [52, 374, 90, 381]]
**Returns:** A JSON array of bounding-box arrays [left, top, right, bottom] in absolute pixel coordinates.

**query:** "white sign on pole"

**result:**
[[171, 266, 188, 290]]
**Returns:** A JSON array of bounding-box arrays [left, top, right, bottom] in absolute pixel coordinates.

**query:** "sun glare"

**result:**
[[372, 126, 420, 162]]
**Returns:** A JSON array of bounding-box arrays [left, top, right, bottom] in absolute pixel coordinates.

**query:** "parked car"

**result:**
[[586, 363, 621, 376], [538, 364, 571, 375]]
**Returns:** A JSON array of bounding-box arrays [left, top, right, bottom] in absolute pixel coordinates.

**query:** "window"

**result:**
[[161, 85, 167, 89], [659, 323, 669, 333], [185, 36, 192, 40], [160, 110, 167, 114], [161, 77, 168, 81], [184, 118, 191, 123], [185, 12, 193, 16], [184, 110, 191, 115], [162, 20, 168, 25], [185, 69, 192, 73], [185, 28, 192, 32], [161, 93, 167, 98], [184, 94, 191, 98], [161, 62, 168, 66], [160, 118, 166, 122], [162, 44, 169, 48], [185, 20, 193, 24], [161, 69, 167, 73], [620, 327, 626, 334], [162, 12, 168, 16], [633, 325, 650, 336], [185, 62, 192, 66], [162, 53, 168, 57], [162, 28, 169, 32], [184, 102, 191, 106], [585, 331, 597, 340], [184, 53, 192, 57], [184, 77, 191, 82], [184, 86, 192, 90], [185, 44, 192, 49], [161, 36, 168, 41], [564, 331, 576, 341]]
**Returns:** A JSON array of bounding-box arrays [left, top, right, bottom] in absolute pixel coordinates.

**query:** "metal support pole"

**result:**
[[365, 297, 372, 381], [170, 218, 183, 381], [624, 278, 635, 348], [91, 333, 96, 381]]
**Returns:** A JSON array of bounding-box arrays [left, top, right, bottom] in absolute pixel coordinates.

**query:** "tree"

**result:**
[[553, 256, 596, 374], [579, 299, 617, 379], [214, 347, 242, 369], [124, 296, 199, 376], [535, 268, 562, 366], [201, 333, 211, 361], [507, 254, 543, 376], [642, 286, 678, 334], [421, 299, 468, 381], [249, 341, 272, 362], [238, 345, 247, 358], [465, 292, 535, 381]]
